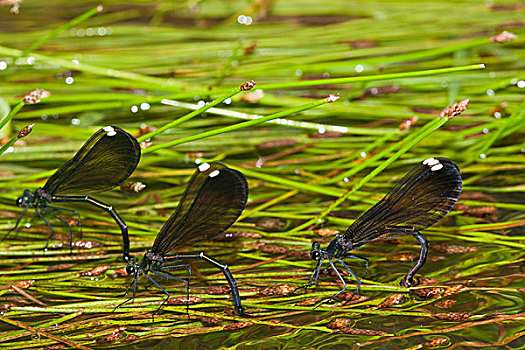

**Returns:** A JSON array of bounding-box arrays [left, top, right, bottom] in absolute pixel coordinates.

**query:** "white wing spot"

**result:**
[[198, 163, 210, 172], [209, 170, 220, 178], [423, 157, 440, 167], [103, 126, 116, 137], [431, 163, 443, 171]]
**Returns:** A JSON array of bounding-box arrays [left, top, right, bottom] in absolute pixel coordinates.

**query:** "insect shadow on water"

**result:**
[[116, 161, 248, 317], [2, 126, 141, 261], [305, 157, 462, 304]]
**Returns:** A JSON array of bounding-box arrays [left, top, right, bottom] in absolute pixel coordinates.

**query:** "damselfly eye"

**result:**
[[310, 250, 321, 261], [126, 265, 136, 275]]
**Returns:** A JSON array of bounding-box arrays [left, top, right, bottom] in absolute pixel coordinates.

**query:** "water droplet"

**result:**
[[243, 16, 253, 25], [486, 89, 494, 96], [224, 98, 231, 104], [517, 80, 525, 88], [130, 105, 138, 113], [140, 102, 150, 111], [0, 61, 7, 70], [71, 118, 80, 125], [360, 151, 367, 158], [355, 64, 364, 73], [65, 77, 74, 84], [479, 153, 486, 159]]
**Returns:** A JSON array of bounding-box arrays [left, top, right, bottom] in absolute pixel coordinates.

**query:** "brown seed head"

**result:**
[[296, 297, 323, 306], [421, 336, 449, 347], [204, 285, 231, 295], [17, 124, 34, 138], [433, 299, 456, 309], [339, 293, 370, 304], [431, 244, 477, 254], [399, 116, 418, 131], [240, 80, 256, 91], [258, 284, 294, 296], [377, 293, 405, 308], [166, 296, 203, 305], [326, 318, 350, 329], [120, 181, 146, 193], [336, 328, 388, 336], [315, 228, 340, 237], [411, 287, 444, 299], [14, 280, 35, 289], [433, 312, 471, 321], [440, 99, 469, 119], [443, 285, 467, 296], [325, 94, 340, 103], [140, 141, 152, 149], [79, 265, 109, 277], [242, 42, 257, 55], [96, 327, 125, 343], [490, 31, 518, 43], [259, 244, 288, 254], [23, 89, 50, 104]]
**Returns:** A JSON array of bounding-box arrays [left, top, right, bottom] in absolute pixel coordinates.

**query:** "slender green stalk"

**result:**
[[137, 85, 247, 142], [160, 99, 387, 135], [142, 95, 337, 153], [0, 102, 24, 132], [257, 64, 485, 90], [0, 136, 18, 156]]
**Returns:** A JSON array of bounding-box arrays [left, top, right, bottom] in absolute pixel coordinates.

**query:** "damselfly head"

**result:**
[[125, 258, 137, 276], [15, 189, 33, 207], [310, 242, 322, 261]]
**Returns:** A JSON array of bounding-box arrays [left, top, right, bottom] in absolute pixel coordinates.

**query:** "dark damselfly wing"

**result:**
[[151, 161, 248, 255], [43, 126, 141, 195], [344, 157, 462, 245]]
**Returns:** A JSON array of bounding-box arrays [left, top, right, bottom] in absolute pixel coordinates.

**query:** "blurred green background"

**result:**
[[0, 1, 524, 349]]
